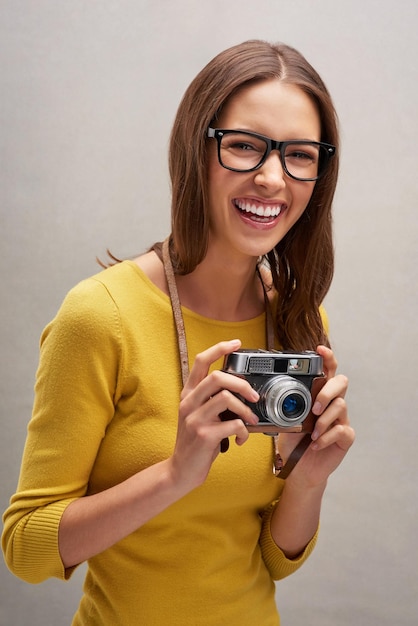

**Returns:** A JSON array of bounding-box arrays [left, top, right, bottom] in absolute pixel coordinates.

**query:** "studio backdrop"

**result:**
[[1, 2, 417, 625]]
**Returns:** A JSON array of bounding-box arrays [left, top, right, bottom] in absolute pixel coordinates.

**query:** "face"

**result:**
[[206, 79, 321, 263]]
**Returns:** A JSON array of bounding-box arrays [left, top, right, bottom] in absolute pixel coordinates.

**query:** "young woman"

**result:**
[[2, 40, 355, 625]]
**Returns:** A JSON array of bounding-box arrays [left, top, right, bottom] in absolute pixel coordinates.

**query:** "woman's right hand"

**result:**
[[56, 339, 259, 569], [169, 339, 260, 490]]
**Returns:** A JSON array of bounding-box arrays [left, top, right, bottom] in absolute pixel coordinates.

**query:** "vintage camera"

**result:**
[[222, 349, 326, 435]]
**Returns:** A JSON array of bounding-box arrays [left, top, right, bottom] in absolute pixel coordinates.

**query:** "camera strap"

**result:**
[[161, 236, 310, 479]]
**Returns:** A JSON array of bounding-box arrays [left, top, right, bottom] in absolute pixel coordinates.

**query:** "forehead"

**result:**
[[218, 79, 321, 141]]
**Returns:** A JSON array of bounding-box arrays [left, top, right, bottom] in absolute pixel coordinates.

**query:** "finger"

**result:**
[[182, 369, 259, 414], [182, 339, 241, 396], [218, 418, 251, 447], [311, 423, 355, 452], [312, 374, 348, 416], [312, 396, 349, 441], [316, 345, 338, 378], [185, 413, 250, 449], [202, 388, 260, 427]]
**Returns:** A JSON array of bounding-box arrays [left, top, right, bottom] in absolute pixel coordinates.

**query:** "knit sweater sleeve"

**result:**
[[2, 277, 122, 583], [259, 500, 319, 580]]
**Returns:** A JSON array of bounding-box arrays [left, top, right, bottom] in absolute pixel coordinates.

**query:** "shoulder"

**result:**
[[57, 254, 170, 331], [132, 250, 168, 295], [41, 275, 120, 351], [44, 263, 141, 342], [65, 255, 164, 313], [44, 253, 171, 346]]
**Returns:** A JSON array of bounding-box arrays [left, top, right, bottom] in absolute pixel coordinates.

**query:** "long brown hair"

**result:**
[[168, 40, 339, 350]]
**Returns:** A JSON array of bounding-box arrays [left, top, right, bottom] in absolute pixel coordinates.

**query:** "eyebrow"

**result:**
[[225, 128, 321, 143]]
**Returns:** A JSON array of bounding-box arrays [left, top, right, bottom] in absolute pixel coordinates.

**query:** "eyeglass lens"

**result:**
[[218, 131, 328, 180]]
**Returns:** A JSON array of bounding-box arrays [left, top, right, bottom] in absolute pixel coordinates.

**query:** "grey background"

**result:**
[[1, 1, 417, 625]]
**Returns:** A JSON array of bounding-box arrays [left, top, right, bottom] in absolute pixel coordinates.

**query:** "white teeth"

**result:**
[[236, 200, 283, 218]]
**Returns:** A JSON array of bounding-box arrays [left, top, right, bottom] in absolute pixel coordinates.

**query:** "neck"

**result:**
[[175, 251, 265, 322]]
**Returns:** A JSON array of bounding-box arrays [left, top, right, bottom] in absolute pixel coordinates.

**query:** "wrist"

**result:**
[[284, 475, 328, 499], [163, 456, 203, 497]]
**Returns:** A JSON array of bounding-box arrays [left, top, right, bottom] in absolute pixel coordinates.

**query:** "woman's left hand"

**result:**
[[278, 345, 355, 488]]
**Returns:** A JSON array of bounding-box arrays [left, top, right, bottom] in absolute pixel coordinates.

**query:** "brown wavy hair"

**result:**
[[167, 40, 339, 350]]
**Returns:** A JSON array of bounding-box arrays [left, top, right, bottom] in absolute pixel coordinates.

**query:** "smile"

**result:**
[[234, 199, 286, 219]]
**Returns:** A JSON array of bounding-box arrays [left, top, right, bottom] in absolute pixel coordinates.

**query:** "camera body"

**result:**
[[222, 349, 326, 435]]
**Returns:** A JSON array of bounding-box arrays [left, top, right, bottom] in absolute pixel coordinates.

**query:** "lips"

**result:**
[[234, 199, 286, 221]]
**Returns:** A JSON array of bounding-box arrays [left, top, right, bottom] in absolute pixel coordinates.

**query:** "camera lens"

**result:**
[[260, 376, 312, 428], [282, 393, 306, 419]]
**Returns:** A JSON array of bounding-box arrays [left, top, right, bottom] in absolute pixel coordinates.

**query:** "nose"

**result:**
[[253, 150, 286, 190]]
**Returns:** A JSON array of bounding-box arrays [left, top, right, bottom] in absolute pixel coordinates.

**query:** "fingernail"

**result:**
[[311, 429, 319, 441], [250, 390, 260, 402], [313, 401, 322, 415], [251, 412, 259, 422]]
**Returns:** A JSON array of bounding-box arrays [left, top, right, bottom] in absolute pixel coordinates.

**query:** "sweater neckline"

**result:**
[[122, 260, 267, 327]]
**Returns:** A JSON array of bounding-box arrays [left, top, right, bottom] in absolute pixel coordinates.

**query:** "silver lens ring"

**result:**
[[261, 376, 312, 428]]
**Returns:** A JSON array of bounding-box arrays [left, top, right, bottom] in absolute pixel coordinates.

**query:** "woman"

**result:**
[[2, 40, 355, 625]]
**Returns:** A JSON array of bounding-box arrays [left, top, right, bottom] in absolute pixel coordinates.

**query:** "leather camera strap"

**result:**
[[161, 236, 310, 478]]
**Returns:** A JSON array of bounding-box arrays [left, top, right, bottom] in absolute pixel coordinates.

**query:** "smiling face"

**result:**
[[206, 79, 322, 262]]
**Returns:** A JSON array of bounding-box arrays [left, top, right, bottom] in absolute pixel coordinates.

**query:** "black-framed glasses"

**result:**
[[207, 127, 336, 182]]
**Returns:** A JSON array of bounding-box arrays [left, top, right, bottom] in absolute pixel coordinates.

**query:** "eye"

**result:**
[[225, 140, 264, 154], [287, 150, 315, 161], [285, 144, 319, 165], [222, 133, 266, 155], [232, 141, 257, 152], [293, 151, 312, 160]]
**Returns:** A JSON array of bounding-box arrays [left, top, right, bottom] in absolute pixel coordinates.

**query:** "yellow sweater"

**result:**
[[2, 261, 318, 626]]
